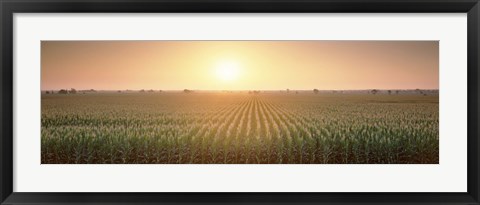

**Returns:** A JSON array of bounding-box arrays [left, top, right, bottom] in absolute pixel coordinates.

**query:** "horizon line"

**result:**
[[41, 88, 440, 91]]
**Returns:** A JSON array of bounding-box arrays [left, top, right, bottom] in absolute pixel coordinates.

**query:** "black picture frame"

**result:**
[[1, 0, 479, 204]]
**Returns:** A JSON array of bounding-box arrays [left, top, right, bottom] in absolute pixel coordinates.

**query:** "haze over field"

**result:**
[[41, 41, 438, 91]]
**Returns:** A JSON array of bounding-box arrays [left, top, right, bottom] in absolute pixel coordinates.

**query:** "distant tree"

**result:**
[[371, 89, 378, 95], [313, 89, 319, 94], [184, 89, 192, 93], [286, 89, 290, 93], [295, 91, 299, 94], [388, 90, 392, 95], [90, 89, 96, 92], [415, 88, 426, 95], [148, 89, 154, 92], [118, 90, 122, 93], [45, 91, 50, 94], [58, 89, 68, 94], [395, 90, 400, 94], [140, 89, 145, 93], [69, 88, 77, 94]]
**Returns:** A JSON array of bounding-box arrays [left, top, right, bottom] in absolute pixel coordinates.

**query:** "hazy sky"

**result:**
[[41, 41, 438, 90]]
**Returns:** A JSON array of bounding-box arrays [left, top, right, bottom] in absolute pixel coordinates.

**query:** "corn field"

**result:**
[[41, 92, 439, 164]]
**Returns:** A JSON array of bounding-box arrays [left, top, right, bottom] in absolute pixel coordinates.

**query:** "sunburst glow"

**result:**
[[215, 61, 240, 82]]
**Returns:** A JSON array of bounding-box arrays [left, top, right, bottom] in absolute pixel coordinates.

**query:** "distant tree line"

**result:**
[[57, 88, 77, 94], [369, 89, 435, 95], [43, 88, 437, 96], [45, 88, 94, 95]]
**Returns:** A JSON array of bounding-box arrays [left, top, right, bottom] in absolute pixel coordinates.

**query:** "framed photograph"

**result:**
[[1, 0, 479, 204]]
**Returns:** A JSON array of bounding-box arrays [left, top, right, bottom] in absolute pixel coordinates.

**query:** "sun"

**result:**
[[215, 61, 240, 82]]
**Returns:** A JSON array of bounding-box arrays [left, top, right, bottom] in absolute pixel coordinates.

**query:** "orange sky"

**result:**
[[41, 41, 438, 90]]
